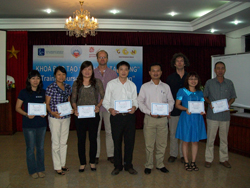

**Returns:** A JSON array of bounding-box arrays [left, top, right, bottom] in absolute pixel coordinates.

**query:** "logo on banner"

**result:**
[[71, 47, 82, 58], [38, 48, 45, 56], [89, 47, 95, 53]]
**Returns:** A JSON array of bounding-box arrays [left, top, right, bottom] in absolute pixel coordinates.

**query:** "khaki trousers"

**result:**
[[143, 115, 168, 169], [205, 119, 230, 163], [96, 111, 114, 158], [48, 117, 70, 170], [169, 116, 183, 157]]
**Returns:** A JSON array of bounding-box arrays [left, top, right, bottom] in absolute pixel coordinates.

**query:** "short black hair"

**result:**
[[170, 53, 190, 69], [214, 61, 226, 69], [116, 61, 130, 70], [54, 66, 67, 76], [149, 63, 162, 71]]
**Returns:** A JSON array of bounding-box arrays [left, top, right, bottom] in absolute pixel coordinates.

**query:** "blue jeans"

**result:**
[[23, 127, 46, 174]]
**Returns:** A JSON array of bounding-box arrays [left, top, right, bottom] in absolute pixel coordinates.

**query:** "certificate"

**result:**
[[28, 103, 46, 116], [77, 105, 95, 118], [114, 100, 132, 113], [188, 101, 205, 114], [151, 103, 169, 115], [56, 102, 72, 116], [211, 99, 229, 114]]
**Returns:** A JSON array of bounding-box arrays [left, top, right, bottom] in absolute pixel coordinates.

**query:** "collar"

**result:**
[[150, 79, 162, 86], [183, 88, 196, 96]]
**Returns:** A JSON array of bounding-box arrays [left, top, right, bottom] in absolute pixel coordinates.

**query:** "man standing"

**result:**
[[103, 61, 138, 175], [138, 63, 174, 174], [94, 50, 117, 164], [166, 53, 190, 163], [204, 61, 237, 168]]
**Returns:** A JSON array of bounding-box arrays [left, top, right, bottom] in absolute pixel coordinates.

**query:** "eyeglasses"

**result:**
[[98, 57, 107, 59]]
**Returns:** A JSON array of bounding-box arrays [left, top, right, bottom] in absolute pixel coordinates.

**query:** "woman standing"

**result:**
[[16, 70, 47, 179], [175, 72, 207, 171], [71, 61, 104, 172], [46, 66, 72, 175]]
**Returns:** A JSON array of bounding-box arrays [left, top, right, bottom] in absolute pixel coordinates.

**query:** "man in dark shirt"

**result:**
[[166, 53, 189, 163]]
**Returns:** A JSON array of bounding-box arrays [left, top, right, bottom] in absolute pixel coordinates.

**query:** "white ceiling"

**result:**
[[0, 0, 250, 34]]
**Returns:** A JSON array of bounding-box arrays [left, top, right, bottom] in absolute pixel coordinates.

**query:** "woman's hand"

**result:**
[[27, 114, 35, 119], [186, 109, 191, 115], [200, 111, 206, 115], [94, 106, 100, 113]]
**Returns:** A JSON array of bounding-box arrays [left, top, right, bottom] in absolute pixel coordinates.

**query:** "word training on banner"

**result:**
[[33, 45, 143, 93]]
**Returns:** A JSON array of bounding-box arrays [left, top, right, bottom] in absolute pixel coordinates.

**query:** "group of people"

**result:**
[[15, 51, 236, 179]]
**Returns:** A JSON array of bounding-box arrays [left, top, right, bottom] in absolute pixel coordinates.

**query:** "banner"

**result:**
[[33, 45, 143, 92]]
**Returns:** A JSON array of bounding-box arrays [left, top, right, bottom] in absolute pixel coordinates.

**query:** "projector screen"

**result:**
[[211, 53, 250, 109], [0, 31, 7, 103]]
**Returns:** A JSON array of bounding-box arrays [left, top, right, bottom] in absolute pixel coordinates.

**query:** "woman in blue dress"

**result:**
[[175, 71, 207, 171]]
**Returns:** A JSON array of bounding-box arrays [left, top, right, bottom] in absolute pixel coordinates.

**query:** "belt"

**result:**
[[119, 113, 128, 116]]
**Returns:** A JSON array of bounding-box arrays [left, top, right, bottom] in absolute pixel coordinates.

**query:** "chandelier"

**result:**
[[65, 1, 98, 38]]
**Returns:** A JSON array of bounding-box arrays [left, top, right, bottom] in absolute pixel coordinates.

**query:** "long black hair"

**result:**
[[26, 70, 43, 94], [76, 61, 96, 92], [184, 71, 201, 91]]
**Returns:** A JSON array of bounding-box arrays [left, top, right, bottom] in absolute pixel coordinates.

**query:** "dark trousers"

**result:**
[[75, 113, 100, 165], [110, 113, 136, 170]]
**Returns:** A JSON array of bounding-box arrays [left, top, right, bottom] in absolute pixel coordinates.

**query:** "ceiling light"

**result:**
[[110, 10, 119, 14], [65, 1, 98, 38], [46, 9, 52, 14], [232, 20, 241, 25], [210, 29, 216, 33], [168, 12, 177, 16]]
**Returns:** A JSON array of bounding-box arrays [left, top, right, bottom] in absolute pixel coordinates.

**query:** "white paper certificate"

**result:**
[[77, 105, 95, 118], [56, 102, 72, 116], [188, 101, 205, 114], [28, 103, 46, 116], [114, 100, 132, 113], [211, 99, 229, 114], [151, 103, 169, 115]]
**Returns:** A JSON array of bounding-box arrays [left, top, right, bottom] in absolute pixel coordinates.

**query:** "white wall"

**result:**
[[225, 26, 250, 54], [0, 31, 7, 103]]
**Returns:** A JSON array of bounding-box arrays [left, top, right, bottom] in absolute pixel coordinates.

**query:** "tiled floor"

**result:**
[[0, 130, 250, 188]]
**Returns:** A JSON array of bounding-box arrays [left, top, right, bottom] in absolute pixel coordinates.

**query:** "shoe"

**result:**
[[107, 157, 114, 164], [181, 157, 185, 163], [144, 168, 151, 175], [190, 162, 199, 171], [55, 170, 65, 175], [156, 167, 169, 173], [168, 156, 177, 163], [220, 161, 231, 168], [90, 163, 96, 171], [61, 167, 69, 171], [95, 158, 99, 164], [205, 161, 211, 168], [31, 173, 38, 179], [125, 168, 138, 175], [184, 162, 192, 172], [111, 168, 122, 175], [79, 165, 85, 172], [38, 172, 45, 178]]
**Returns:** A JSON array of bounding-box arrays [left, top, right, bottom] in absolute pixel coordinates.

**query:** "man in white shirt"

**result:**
[[103, 61, 138, 175], [138, 63, 174, 174]]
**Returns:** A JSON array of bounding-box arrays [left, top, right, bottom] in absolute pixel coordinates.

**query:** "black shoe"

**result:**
[[168, 156, 177, 163], [125, 168, 138, 175], [111, 168, 122, 175], [156, 167, 169, 173], [78, 169, 85, 172], [95, 158, 99, 164], [107, 157, 114, 164], [90, 163, 96, 171], [144, 168, 151, 175], [181, 157, 185, 163]]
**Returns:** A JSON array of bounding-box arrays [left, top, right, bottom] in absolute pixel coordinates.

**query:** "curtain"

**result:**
[[7, 31, 28, 131]]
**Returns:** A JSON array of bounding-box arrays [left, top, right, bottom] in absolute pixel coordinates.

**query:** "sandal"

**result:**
[[191, 162, 199, 171], [55, 170, 65, 175], [184, 162, 192, 171], [62, 167, 69, 171]]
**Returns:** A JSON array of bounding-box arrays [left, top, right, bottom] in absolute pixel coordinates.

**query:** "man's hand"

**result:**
[[109, 108, 119, 116], [128, 106, 136, 114]]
